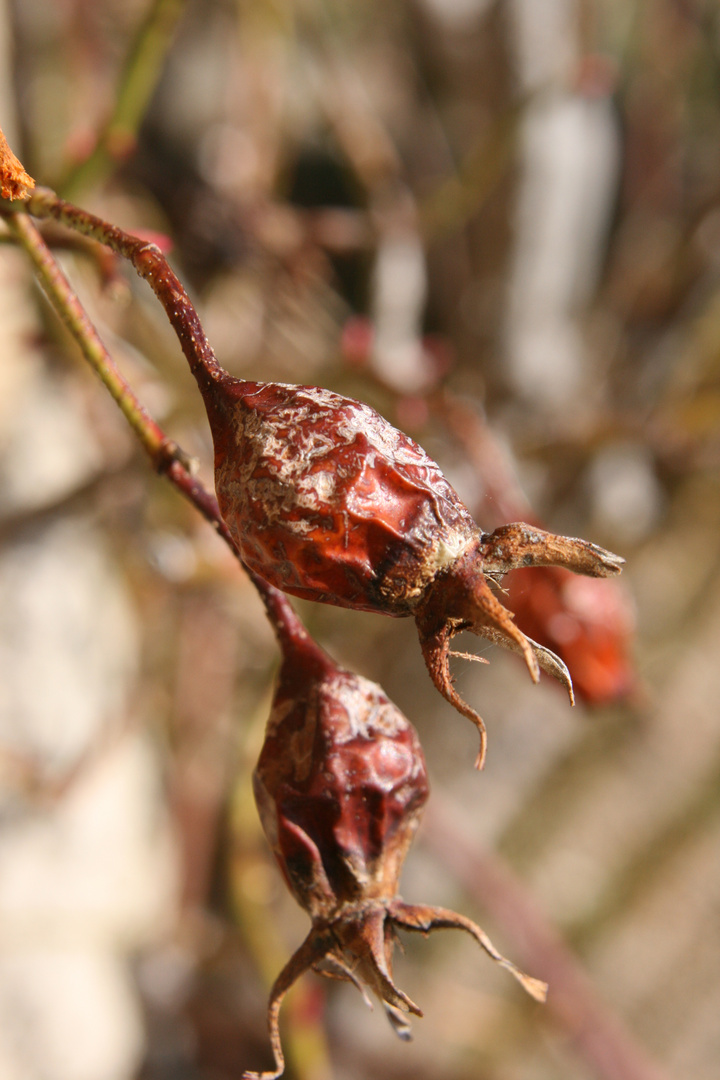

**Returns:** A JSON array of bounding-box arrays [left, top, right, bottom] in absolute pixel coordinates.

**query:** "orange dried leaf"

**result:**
[[0, 127, 35, 201]]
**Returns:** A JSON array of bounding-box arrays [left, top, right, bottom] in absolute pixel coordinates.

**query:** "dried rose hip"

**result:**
[[507, 566, 637, 705], [249, 631, 547, 1079], [198, 373, 623, 766]]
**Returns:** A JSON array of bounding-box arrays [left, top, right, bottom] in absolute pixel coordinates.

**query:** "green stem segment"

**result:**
[[6, 210, 170, 460]]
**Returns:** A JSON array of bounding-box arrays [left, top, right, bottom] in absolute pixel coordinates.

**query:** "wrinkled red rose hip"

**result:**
[[248, 629, 546, 1079], [199, 372, 624, 766]]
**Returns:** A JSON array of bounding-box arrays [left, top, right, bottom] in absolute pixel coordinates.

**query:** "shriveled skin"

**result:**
[[210, 380, 477, 613], [248, 637, 546, 1080], [253, 634, 429, 920], [203, 374, 624, 767]]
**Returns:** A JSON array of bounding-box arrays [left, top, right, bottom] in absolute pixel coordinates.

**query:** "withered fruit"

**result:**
[[199, 372, 623, 767], [249, 630, 547, 1079]]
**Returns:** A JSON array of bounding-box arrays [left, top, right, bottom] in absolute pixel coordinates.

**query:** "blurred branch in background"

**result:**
[[503, 0, 621, 418], [422, 797, 669, 1080]]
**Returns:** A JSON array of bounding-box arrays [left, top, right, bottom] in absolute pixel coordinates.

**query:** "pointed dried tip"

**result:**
[[477, 628, 575, 705], [531, 638, 575, 706], [348, 911, 424, 1020], [384, 1002, 415, 1040], [315, 955, 375, 1009], [419, 627, 489, 769], [389, 901, 548, 1004], [512, 971, 549, 1003], [479, 523, 624, 579], [244, 929, 332, 1080]]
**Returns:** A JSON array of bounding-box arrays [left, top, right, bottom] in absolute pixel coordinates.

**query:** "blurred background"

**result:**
[[1, 1, 720, 1078]]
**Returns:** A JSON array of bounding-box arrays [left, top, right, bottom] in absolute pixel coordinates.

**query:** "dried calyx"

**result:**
[[199, 373, 623, 767], [250, 630, 546, 1079]]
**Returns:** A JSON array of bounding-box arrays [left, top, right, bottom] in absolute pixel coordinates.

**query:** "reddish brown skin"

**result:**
[[507, 566, 636, 705], [253, 635, 429, 919], [208, 379, 476, 614]]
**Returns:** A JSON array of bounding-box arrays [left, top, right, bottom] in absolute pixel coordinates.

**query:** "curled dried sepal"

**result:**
[[242, 899, 547, 1080], [415, 526, 619, 766], [507, 566, 637, 706], [388, 901, 548, 1002], [0, 128, 35, 201]]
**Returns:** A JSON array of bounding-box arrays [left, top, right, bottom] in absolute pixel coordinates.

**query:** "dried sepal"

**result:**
[[414, 529, 616, 766], [243, 898, 547, 1080], [242, 927, 334, 1080], [507, 566, 637, 705], [387, 901, 548, 1003], [477, 522, 625, 578]]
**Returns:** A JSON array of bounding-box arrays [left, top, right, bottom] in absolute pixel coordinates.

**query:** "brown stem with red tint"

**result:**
[[25, 186, 225, 398], [2, 206, 306, 652]]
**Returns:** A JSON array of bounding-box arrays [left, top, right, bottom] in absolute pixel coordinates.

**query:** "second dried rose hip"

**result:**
[[198, 371, 623, 766], [249, 627, 546, 1079]]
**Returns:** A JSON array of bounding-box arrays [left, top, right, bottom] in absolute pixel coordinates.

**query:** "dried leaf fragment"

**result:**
[[0, 127, 35, 201]]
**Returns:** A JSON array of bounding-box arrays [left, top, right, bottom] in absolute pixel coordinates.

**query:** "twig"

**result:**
[[2, 207, 306, 649], [6, 211, 173, 460], [25, 186, 224, 393]]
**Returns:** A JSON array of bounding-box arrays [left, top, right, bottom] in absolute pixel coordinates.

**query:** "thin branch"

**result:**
[[6, 210, 171, 461], [2, 208, 306, 649], [25, 186, 225, 393]]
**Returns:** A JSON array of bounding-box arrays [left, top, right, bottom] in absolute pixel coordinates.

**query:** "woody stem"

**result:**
[[25, 185, 226, 396], [3, 207, 306, 646]]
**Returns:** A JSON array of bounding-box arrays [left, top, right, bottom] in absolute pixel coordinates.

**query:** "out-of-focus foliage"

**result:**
[[3, 2, 720, 1079]]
